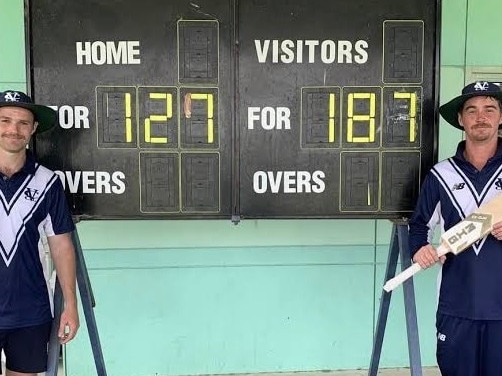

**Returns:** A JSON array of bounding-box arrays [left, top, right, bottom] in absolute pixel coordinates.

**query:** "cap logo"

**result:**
[[474, 81, 489, 91], [3, 91, 21, 102]]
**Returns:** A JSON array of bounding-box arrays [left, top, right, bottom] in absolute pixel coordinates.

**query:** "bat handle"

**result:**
[[383, 262, 422, 292]]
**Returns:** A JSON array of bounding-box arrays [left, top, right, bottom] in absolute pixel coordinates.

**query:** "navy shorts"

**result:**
[[436, 313, 502, 376], [0, 321, 52, 374]]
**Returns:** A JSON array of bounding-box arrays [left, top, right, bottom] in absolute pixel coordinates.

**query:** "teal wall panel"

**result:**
[[76, 219, 378, 249], [438, 67, 465, 160], [66, 246, 376, 376], [0, 82, 27, 92], [440, 0, 468, 66], [76, 246, 375, 269], [465, 0, 502, 65], [0, 0, 26, 84], [374, 244, 438, 367], [376, 220, 394, 245]]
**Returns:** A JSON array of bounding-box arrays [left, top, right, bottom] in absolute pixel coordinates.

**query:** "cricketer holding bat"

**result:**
[[0, 91, 79, 376], [408, 81, 502, 375]]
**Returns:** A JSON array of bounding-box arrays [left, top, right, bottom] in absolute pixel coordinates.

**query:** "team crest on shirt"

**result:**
[[24, 187, 40, 201], [0, 165, 57, 267], [495, 178, 502, 190]]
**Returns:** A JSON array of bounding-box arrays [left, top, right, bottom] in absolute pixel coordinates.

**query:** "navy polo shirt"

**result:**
[[409, 139, 502, 320], [0, 152, 74, 328]]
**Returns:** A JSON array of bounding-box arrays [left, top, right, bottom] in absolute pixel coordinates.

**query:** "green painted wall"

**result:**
[[1, 0, 496, 375], [0, 0, 26, 92]]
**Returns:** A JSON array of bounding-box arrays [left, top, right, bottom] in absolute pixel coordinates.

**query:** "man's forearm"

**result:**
[[48, 233, 78, 307]]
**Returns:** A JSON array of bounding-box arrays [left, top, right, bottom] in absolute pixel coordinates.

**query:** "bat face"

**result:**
[[442, 213, 493, 254]]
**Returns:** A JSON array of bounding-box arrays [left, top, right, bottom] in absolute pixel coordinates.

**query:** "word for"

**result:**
[[248, 107, 291, 129], [48, 105, 89, 128]]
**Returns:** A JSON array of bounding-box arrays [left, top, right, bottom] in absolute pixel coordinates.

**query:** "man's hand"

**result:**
[[412, 244, 446, 269], [48, 232, 79, 344], [58, 304, 80, 344], [491, 220, 502, 241]]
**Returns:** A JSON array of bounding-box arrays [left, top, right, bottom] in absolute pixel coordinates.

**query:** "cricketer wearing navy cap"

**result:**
[[0, 90, 57, 133]]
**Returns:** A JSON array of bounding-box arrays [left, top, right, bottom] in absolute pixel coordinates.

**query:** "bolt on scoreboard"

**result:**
[[27, 0, 440, 219]]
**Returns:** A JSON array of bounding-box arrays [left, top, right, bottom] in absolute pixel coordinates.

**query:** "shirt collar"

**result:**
[[454, 138, 502, 163], [22, 150, 37, 175], [0, 151, 37, 180]]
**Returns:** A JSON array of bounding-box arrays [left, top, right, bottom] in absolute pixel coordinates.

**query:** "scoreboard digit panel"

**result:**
[[238, 0, 438, 218], [28, 0, 439, 219], [28, 0, 233, 218]]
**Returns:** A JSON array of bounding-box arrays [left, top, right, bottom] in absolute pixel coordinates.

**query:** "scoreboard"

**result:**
[[27, 0, 440, 219]]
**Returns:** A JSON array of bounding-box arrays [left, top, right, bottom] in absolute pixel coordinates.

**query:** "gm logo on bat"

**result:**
[[446, 214, 490, 246]]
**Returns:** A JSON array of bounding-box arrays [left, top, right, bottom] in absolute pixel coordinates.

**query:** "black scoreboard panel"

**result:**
[[27, 0, 439, 219], [29, 0, 234, 218], [238, 0, 438, 218]]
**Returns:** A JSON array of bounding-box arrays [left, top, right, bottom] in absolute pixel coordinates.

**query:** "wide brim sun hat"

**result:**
[[0, 90, 57, 133]]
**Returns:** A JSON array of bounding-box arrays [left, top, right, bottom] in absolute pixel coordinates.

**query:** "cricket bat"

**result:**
[[383, 193, 502, 292]]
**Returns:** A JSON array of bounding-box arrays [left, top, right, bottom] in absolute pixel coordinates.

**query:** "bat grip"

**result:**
[[383, 263, 422, 292], [383, 244, 448, 292]]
